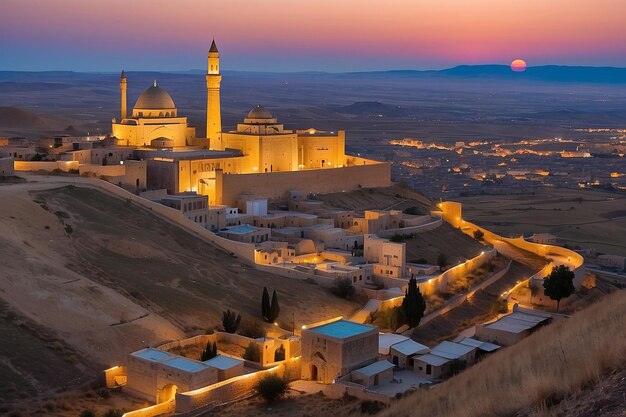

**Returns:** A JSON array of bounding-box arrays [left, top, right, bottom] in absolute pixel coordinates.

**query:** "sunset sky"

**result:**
[[1, 0, 625, 72]]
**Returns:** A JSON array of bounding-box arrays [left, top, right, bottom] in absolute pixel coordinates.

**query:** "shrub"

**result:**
[[222, 310, 241, 333], [361, 400, 385, 414], [243, 342, 261, 362], [255, 374, 289, 403], [333, 277, 355, 299], [403, 206, 422, 215]]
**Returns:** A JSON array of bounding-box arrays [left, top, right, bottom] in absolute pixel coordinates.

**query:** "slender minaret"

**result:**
[[120, 70, 127, 120], [206, 39, 223, 149]]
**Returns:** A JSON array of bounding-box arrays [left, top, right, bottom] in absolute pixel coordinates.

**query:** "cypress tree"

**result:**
[[262, 286, 271, 322], [402, 276, 426, 328], [201, 340, 218, 361], [269, 290, 280, 323]]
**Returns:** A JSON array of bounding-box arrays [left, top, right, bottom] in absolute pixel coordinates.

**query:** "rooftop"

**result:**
[[379, 333, 409, 355], [429, 341, 476, 360], [220, 224, 261, 234], [131, 348, 173, 362], [353, 360, 395, 377], [308, 319, 375, 339], [457, 337, 501, 352], [203, 355, 243, 370], [391, 339, 429, 356], [485, 311, 550, 334], [162, 356, 209, 373], [414, 353, 450, 367]]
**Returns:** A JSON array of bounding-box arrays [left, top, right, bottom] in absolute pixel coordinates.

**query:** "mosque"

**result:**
[[110, 40, 390, 205]]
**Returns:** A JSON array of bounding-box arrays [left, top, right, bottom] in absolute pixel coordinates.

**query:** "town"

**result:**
[[2, 40, 622, 417]]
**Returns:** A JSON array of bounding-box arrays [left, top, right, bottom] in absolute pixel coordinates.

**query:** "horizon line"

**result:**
[[2, 63, 626, 75]]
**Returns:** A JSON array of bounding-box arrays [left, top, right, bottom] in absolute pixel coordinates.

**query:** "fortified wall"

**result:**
[[216, 158, 391, 206], [438, 201, 585, 300]]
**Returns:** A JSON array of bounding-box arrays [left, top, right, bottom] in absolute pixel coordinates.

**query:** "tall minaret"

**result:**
[[206, 39, 223, 149], [120, 70, 127, 120]]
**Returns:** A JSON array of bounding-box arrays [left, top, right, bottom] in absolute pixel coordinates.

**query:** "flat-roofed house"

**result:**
[[378, 333, 428, 368], [301, 319, 378, 384], [475, 306, 552, 346], [203, 355, 245, 381], [413, 353, 451, 379], [350, 360, 395, 388], [126, 348, 218, 402]]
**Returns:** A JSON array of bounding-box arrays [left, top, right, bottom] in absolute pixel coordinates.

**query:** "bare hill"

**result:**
[[0, 106, 44, 127], [0, 182, 359, 402]]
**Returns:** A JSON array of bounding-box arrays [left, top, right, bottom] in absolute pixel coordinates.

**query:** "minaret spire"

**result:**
[[206, 39, 222, 149], [120, 70, 127, 120]]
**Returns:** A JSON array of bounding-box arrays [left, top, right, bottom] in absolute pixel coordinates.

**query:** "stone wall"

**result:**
[[217, 159, 391, 206], [175, 357, 302, 413], [14, 160, 79, 172], [377, 217, 443, 238], [438, 201, 585, 304], [419, 260, 512, 327]]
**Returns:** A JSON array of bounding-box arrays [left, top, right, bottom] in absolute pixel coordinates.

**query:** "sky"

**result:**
[[1, 0, 625, 72]]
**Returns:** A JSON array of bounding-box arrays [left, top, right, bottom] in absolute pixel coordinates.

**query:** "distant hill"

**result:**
[[0, 106, 43, 127], [344, 65, 626, 84]]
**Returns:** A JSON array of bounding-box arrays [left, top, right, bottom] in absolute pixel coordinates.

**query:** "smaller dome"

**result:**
[[134, 81, 176, 110], [247, 105, 273, 119]]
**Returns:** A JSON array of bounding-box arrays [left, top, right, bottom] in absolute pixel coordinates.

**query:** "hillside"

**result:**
[[0, 182, 360, 404], [384, 290, 626, 417], [0, 106, 43, 127]]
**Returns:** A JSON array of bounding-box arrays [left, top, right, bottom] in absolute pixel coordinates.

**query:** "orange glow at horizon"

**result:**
[[1, 0, 625, 71]]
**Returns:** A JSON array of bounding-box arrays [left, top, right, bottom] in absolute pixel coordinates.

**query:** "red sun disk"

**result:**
[[511, 59, 527, 72]]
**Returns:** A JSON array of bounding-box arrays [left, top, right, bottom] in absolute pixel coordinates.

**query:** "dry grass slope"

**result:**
[[385, 290, 626, 417]]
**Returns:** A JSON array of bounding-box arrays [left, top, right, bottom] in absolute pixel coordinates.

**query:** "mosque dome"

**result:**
[[134, 81, 176, 110], [247, 105, 273, 119]]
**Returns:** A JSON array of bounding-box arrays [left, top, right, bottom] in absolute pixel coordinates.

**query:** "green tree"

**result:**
[[437, 253, 448, 271], [243, 342, 261, 362], [262, 286, 271, 322], [222, 310, 241, 333], [543, 264, 575, 312], [269, 290, 280, 323], [334, 277, 355, 299], [201, 341, 218, 361], [255, 374, 289, 403], [401, 277, 426, 328]]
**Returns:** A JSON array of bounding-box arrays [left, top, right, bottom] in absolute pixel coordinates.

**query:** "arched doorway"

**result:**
[[310, 364, 318, 382], [159, 384, 177, 403]]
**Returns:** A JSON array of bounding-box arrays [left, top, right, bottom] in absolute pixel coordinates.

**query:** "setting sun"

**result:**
[[511, 59, 527, 72]]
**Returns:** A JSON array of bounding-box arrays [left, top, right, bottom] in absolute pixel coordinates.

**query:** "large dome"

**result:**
[[134, 82, 176, 110], [247, 105, 273, 119]]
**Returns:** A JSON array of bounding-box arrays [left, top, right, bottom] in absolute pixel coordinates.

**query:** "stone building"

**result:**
[[301, 319, 378, 384]]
